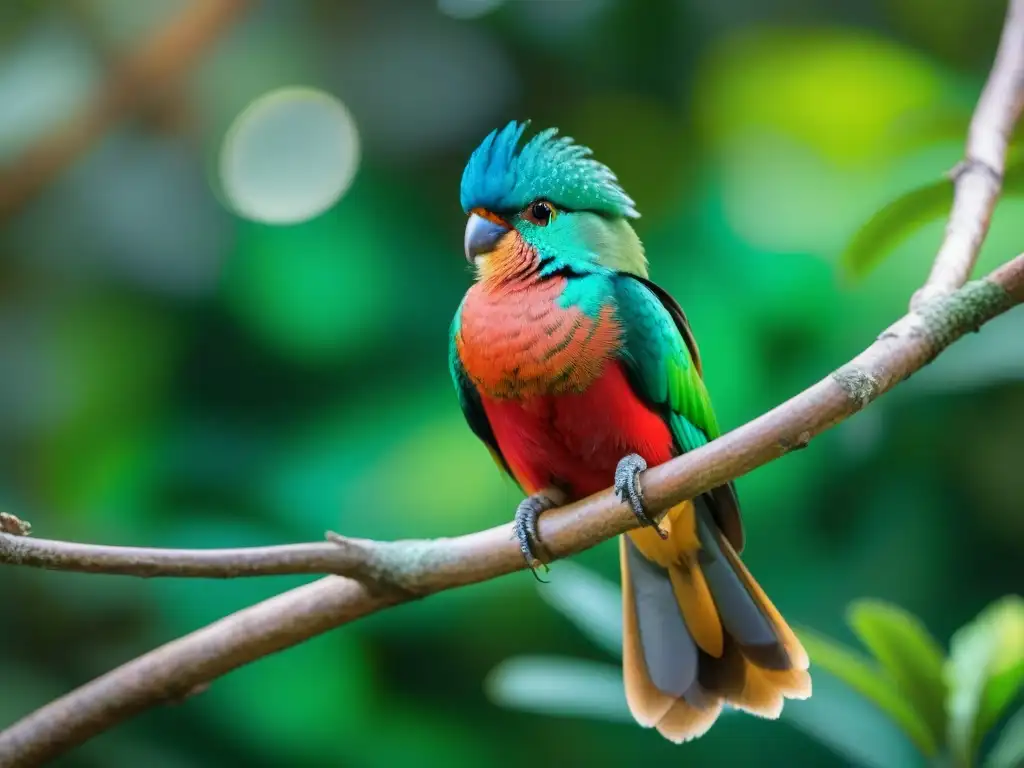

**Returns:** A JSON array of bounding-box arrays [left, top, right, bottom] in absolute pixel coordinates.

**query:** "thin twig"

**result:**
[[2, 4, 1024, 765], [0, 0, 249, 221], [911, 0, 1024, 309], [1, 253, 1022, 767], [0, 535, 376, 578]]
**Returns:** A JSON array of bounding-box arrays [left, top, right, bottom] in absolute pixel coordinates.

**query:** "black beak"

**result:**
[[464, 213, 509, 263]]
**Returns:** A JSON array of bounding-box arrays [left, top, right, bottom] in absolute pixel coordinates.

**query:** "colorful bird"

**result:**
[[449, 121, 811, 742]]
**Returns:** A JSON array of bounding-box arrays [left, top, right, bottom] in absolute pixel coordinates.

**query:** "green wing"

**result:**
[[614, 273, 745, 551], [449, 300, 516, 482]]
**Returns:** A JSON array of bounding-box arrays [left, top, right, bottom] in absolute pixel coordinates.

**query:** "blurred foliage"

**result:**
[[840, 147, 1024, 279], [947, 597, 1024, 767], [489, 565, 1024, 768], [807, 596, 1024, 768], [1, 0, 1023, 766], [801, 608, 946, 758]]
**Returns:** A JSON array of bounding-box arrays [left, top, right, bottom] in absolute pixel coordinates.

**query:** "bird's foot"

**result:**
[[614, 453, 668, 539], [513, 492, 559, 581]]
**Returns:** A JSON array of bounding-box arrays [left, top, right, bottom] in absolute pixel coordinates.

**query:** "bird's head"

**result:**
[[459, 121, 646, 286]]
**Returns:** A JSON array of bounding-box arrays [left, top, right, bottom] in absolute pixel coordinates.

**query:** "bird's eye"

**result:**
[[524, 200, 555, 226]]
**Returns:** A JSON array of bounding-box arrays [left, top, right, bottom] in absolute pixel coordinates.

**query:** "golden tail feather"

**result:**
[[620, 498, 810, 743]]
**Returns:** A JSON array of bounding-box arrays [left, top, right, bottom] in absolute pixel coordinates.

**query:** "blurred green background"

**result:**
[[1, 0, 1022, 766]]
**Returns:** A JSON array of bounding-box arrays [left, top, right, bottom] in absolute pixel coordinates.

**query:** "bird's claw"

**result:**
[[513, 494, 556, 581], [614, 453, 668, 539]]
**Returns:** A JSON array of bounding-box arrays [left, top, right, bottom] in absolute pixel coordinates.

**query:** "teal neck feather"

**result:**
[[524, 214, 647, 279]]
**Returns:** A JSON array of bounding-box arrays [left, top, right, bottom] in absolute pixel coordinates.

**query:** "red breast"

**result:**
[[457, 277, 622, 400]]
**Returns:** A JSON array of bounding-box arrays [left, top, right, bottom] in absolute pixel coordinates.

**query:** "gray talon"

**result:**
[[614, 453, 668, 539], [513, 494, 556, 579]]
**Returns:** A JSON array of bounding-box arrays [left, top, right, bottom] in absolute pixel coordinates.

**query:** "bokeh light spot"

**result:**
[[219, 87, 360, 225]]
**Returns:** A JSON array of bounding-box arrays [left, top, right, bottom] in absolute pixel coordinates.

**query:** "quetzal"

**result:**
[[449, 121, 810, 742]]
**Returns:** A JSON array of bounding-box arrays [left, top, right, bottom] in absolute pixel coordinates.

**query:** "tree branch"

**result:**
[[911, 0, 1024, 309], [0, 0, 249, 221], [0, 254, 1021, 766], [0, 534, 376, 579], [2, 3, 1024, 766]]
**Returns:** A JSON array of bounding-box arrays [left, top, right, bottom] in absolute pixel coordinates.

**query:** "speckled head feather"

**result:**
[[460, 120, 640, 219]]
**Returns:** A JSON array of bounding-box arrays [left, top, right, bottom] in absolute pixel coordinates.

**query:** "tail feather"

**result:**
[[722, 655, 786, 718], [620, 497, 811, 743], [694, 505, 791, 670], [668, 559, 723, 657], [621, 532, 699, 698], [656, 697, 723, 744], [621, 537, 681, 727], [716, 524, 810, 671]]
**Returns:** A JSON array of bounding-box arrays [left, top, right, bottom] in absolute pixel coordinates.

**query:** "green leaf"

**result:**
[[798, 627, 939, 756], [485, 655, 633, 723], [839, 177, 952, 279], [536, 561, 623, 659], [982, 659, 1024, 745], [840, 154, 1024, 279], [984, 706, 1024, 768], [948, 596, 1024, 768], [847, 599, 948, 750], [782, 671, 927, 768]]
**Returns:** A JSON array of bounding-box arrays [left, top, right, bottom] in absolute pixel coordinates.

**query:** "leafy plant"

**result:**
[[840, 154, 1024, 279], [798, 601, 947, 757], [945, 597, 1024, 768], [839, 110, 1024, 279], [484, 561, 1023, 768]]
